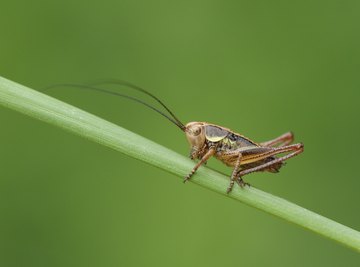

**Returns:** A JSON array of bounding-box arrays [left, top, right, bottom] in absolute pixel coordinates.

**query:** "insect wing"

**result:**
[[205, 125, 229, 142]]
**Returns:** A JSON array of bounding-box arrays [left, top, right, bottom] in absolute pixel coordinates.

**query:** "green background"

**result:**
[[1, 0, 359, 266]]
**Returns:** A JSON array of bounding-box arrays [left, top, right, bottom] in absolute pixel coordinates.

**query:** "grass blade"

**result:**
[[0, 76, 359, 252]]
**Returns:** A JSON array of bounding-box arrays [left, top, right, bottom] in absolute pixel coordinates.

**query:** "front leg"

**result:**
[[184, 147, 216, 183]]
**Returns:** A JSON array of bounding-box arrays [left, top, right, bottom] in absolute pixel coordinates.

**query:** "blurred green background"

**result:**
[[1, 0, 359, 266]]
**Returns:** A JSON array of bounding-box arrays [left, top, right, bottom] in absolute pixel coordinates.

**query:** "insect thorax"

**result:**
[[213, 133, 257, 152]]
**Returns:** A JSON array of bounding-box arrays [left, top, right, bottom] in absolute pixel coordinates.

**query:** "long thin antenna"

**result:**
[[87, 79, 185, 130], [45, 84, 186, 131]]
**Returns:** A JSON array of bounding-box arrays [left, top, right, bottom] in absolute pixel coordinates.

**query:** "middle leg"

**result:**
[[227, 152, 242, 194]]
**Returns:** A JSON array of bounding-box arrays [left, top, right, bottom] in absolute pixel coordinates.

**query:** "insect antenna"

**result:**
[[87, 79, 185, 131], [44, 84, 186, 131]]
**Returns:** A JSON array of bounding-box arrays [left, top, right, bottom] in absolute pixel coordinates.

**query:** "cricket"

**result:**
[[49, 81, 304, 193]]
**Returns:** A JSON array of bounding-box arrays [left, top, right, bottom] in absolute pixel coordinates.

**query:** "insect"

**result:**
[[48, 80, 304, 193]]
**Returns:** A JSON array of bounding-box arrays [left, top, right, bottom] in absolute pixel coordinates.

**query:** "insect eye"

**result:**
[[193, 127, 201, 136]]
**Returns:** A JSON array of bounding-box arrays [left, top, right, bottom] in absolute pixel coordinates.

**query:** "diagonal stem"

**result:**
[[0, 76, 359, 252]]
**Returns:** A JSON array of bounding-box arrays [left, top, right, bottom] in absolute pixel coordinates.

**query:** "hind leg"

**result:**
[[238, 143, 304, 178], [260, 132, 294, 147]]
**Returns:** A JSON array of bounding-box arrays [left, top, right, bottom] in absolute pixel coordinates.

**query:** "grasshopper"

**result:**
[[48, 81, 304, 193]]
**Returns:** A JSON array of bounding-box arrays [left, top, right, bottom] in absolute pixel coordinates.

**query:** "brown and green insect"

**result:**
[[49, 81, 304, 193]]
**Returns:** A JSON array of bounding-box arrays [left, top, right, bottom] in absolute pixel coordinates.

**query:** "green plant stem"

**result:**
[[0, 76, 359, 252]]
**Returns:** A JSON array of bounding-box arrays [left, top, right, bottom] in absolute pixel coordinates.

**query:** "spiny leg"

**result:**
[[227, 153, 242, 194], [184, 147, 216, 183], [260, 132, 294, 147], [237, 143, 304, 178]]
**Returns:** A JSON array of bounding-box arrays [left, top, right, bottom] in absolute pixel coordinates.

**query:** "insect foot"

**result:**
[[226, 184, 234, 194], [183, 171, 195, 183], [226, 177, 251, 194], [237, 178, 251, 188]]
